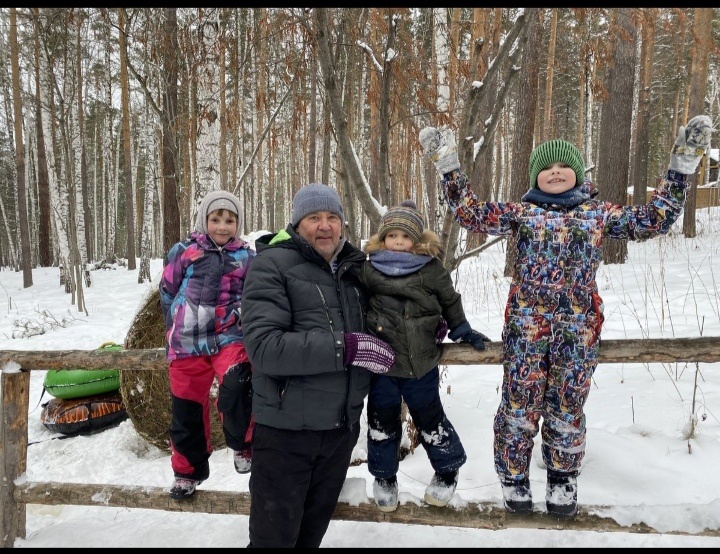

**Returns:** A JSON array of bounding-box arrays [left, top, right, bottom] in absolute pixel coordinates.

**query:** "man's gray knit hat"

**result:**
[[195, 190, 243, 238], [291, 183, 345, 226]]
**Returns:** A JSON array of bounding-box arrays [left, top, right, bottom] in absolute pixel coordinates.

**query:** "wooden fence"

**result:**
[[3, 337, 720, 547]]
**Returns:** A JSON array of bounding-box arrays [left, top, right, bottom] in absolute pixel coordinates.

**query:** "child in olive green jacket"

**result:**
[[359, 200, 490, 513]]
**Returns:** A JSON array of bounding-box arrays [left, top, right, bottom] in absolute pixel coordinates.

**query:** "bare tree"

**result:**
[[597, 8, 636, 265], [32, 8, 52, 268], [313, 8, 384, 229], [162, 8, 180, 253], [631, 8, 656, 210], [682, 7, 712, 239], [540, 9, 559, 143], [119, 9, 137, 269], [75, 11, 93, 264], [504, 8, 543, 277], [9, 7, 32, 287]]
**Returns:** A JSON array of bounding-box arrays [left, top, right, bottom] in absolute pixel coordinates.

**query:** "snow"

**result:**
[[2, 209, 720, 547]]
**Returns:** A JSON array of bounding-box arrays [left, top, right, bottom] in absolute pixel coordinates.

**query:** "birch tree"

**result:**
[[631, 8, 657, 207], [118, 8, 137, 269], [33, 8, 52, 268], [194, 9, 222, 205]]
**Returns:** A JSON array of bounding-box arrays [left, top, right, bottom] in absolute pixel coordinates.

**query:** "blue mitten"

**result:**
[[449, 322, 491, 351], [458, 329, 490, 351]]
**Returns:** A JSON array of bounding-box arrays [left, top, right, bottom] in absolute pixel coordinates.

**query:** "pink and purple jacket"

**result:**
[[160, 231, 255, 361]]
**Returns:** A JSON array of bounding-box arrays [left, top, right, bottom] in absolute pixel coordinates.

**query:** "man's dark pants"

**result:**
[[247, 422, 360, 548]]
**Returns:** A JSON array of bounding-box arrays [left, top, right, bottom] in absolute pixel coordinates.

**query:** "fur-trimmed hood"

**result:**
[[364, 229, 442, 258]]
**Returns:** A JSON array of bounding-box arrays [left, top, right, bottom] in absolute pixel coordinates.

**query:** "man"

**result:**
[[241, 183, 396, 548]]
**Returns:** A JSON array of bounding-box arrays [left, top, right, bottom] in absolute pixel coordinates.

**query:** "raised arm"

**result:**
[[420, 126, 520, 236], [605, 115, 713, 241]]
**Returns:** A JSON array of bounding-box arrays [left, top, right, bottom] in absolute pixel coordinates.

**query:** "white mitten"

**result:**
[[419, 126, 460, 175], [669, 115, 712, 175]]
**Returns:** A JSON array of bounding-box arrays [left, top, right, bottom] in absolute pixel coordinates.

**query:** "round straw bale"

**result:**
[[121, 287, 227, 452]]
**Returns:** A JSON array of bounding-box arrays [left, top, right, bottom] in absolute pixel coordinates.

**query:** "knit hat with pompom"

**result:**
[[528, 139, 585, 189], [378, 200, 425, 244]]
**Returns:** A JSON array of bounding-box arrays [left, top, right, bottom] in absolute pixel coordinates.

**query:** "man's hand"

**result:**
[[343, 332, 395, 374]]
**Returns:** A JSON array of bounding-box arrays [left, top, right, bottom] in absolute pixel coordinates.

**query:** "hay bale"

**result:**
[[121, 287, 227, 452]]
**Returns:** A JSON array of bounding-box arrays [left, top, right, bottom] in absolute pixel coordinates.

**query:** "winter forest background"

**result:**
[[1, 7, 720, 546], [0, 7, 718, 302]]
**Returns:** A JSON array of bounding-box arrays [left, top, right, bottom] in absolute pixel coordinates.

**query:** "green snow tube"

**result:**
[[44, 342, 122, 400]]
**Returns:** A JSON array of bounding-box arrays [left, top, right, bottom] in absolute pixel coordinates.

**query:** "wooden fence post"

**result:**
[[1, 368, 30, 548]]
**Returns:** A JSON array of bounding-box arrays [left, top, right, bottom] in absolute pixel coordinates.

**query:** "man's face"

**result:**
[[296, 210, 343, 261]]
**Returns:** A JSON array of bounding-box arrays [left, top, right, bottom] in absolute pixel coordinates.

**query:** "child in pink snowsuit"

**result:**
[[160, 190, 256, 499]]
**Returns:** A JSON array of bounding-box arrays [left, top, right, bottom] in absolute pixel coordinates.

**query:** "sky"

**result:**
[[2, 213, 720, 548]]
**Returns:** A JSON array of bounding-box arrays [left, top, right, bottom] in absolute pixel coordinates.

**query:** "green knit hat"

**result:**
[[528, 139, 585, 189]]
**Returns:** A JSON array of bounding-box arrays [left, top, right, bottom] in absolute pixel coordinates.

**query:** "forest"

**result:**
[[0, 8, 718, 306]]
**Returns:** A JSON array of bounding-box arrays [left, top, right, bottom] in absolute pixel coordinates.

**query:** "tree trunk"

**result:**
[[76, 13, 93, 265], [378, 9, 396, 209], [33, 8, 52, 268], [541, 9, 558, 142], [119, 9, 137, 269], [505, 8, 543, 277], [219, 10, 228, 191], [598, 8, 636, 265], [9, 8, 32, 288], [682, 7, 712, 239], [195, 10, 223, 207], [161, 7, 180, 253], [631, 8, 656, 211], [308, 50, 318, 184]]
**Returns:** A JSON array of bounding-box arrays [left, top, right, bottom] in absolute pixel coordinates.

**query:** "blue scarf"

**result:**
[[369, 250, 433, 276], [521, 183, 592, 209]]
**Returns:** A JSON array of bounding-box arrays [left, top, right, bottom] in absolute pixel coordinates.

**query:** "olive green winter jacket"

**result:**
[[359, 231, 469, 380]]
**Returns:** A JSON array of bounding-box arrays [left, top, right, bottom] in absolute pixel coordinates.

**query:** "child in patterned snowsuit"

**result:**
[[160, 190, 256, 499], [419, 115, 712, 518]]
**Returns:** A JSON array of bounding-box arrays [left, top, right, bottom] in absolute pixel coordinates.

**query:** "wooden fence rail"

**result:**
[[2, 336, 720, 547]]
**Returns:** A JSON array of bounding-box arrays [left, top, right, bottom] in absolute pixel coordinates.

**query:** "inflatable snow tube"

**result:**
[[44, 342, 122, 399], [40, 392, 128, 435]]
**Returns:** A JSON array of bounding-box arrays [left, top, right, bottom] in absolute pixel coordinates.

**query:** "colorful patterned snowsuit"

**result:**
[[440, 170, 688, 481]]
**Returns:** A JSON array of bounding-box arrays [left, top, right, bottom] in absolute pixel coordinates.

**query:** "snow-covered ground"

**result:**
[[2, 212, 720, 547]]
